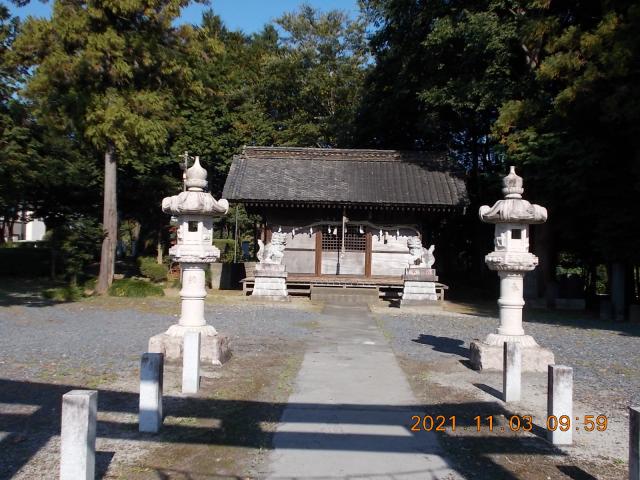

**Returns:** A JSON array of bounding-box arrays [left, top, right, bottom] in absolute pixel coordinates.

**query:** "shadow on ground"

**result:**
[[0, 378, 581, 480], [0, 278, 60, 308], [412, 334, 469, 358]]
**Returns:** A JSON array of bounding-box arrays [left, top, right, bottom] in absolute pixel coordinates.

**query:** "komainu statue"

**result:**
[[257, 232, 286, 265], [407, 236, 436, 268]]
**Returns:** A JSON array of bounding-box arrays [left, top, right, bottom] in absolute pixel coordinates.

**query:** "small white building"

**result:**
[[2, 213, 46, 242]]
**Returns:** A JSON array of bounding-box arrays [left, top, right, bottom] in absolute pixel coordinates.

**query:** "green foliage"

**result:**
[[213, 238, 236, 263], [13, 0, 200, 163], [42, 285, 83, 302], [48, 215, 103, 284], [261, 5, 369, 147], [83, 277, 97, 291], [493, 0, 640, 263], [359, 0, 527, 172], [137, 256, 168, 282], [108, 278, 165, 297]]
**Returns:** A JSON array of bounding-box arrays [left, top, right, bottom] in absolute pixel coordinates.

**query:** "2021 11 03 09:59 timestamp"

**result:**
[[409, 415, 609, 432]]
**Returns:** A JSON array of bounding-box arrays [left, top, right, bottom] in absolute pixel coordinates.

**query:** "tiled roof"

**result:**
[[222, 147, 468, 207]]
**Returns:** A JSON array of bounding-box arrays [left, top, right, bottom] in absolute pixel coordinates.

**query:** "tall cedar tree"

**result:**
[[13, 0, 201, 293], [0, 4, 28, 242]]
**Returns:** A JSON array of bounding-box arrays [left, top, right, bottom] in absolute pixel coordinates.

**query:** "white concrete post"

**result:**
[[60, 390, 97, 480], [630, 406, 639, 480], [139, 353, 164, 433], [503, 342, 521, 402], [182, 331, 201, 394], [547, 365, 573, 445]]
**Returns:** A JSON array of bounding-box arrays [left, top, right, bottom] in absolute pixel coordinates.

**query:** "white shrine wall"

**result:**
[[275, 225, 417, 276], [371, 230, 413, 276]]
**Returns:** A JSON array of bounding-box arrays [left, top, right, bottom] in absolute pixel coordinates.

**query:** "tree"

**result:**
[[170, 11, 276, 195], [494, 1, 640, 270], [260, 4, 369, 147], [13, 0, 201, 293], [359, 1, 532, 173], [0, 4, 30, 242]]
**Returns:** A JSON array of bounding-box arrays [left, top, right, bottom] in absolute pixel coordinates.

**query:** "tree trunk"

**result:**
[[131, 221, 141, 258], [156, 230, 163, 264], [50, 247, 57, 280], [96, 145, 118, 295]]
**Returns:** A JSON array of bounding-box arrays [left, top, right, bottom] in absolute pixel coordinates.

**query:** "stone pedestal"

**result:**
[[400, 267, 438, 306], [149, 262, 231, 365], [251, 264, 289, 301], [149, 328, 230, 366], [469, 334, 554, 372]]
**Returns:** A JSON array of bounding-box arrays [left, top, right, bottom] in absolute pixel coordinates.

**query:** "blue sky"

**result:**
[[6, 0, 361, 32]]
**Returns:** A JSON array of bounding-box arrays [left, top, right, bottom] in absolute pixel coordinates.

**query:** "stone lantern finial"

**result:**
[[185, 156, 208, 192], [502, 166, 524, 198]]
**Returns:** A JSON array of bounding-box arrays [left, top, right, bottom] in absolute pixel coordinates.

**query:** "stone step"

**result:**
[[310, 286, 379, 306]]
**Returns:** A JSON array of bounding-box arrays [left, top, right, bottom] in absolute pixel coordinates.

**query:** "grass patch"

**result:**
[[42, 285, 83, 302], [138, 256, 168, 282], [108, 278, 165, 297]]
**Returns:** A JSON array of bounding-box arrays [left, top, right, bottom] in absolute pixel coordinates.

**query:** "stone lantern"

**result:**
[[469, 166, 554, 371], [149, 156, 231, 365]]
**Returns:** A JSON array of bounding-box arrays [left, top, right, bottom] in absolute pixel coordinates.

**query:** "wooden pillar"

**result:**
[[365, 231, 372, 277], [253, 221, 259, 260], [315, 232, 322, 276]]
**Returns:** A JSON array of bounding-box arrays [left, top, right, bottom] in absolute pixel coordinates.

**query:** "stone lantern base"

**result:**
[[149, 326, 231, 366], [251, 264, 289, 301], [400, 267, 439, 307], [469, 334, 554, 372]]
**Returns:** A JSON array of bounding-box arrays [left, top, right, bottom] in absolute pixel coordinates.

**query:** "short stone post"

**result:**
[[547, 365, 573, 445], [182, 331, 201, 394], [630, 406, 639, 480], [139, 353, 164, 433], [503, 342, 521, 402], [60, 390, 97, 480]]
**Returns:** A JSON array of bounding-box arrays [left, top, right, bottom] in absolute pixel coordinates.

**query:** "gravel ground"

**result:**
[[375, 306, 640, 412], [0, 299, 323, 379], [0, 295, 324, 480], [1, 291, 637, 479]]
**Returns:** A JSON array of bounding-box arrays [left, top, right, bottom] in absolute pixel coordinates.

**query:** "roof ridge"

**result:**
[[240, 146, 448, 163]]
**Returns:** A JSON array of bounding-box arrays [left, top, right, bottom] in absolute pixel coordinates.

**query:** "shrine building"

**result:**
[[222, 146, 468, 295]]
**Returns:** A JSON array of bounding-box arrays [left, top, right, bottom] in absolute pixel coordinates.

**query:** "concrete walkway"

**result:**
[[264, 305, 462, 479]]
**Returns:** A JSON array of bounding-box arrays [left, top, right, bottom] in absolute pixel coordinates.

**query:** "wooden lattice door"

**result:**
[[319, 225, 367, 275]]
